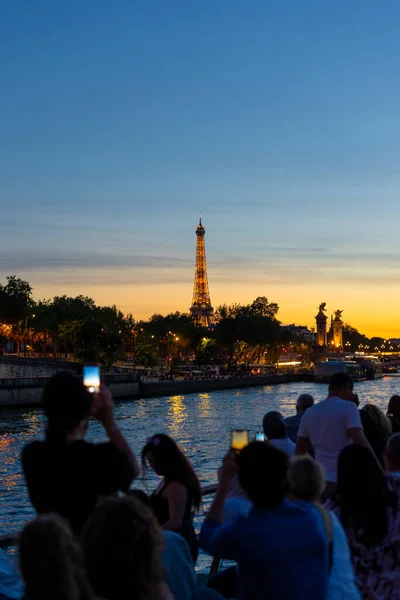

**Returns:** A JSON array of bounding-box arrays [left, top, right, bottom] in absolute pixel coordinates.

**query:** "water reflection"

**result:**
[[167, 395, 187, 439], [198, 393, 211, 416]]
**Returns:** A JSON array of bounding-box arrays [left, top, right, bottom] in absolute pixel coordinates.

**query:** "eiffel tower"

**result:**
[[190, 216, 214, 328]]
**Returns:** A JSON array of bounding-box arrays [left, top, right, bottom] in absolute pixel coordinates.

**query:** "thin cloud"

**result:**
[[30, 271, 194, 286], [0, 220, 141, 237], [0, 250, 192, 272]]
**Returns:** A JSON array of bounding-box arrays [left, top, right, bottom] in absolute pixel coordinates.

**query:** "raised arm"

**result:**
[[92, 385, 139, 479], [207, 452, 237, 523], [200, 452, 239, 559]]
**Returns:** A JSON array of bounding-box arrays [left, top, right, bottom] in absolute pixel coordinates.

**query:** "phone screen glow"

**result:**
[[231, 430, 249, 451], [83, 366, 100, 393]]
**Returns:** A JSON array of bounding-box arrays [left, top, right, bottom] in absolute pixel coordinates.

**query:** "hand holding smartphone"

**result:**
[[91, 384, 115, 431], [255, 432, 265, 442]]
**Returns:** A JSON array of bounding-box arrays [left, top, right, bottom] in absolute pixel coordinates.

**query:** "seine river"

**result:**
[[1, 378, 398, 569]]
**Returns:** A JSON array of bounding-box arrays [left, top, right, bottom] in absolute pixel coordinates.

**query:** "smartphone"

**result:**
[[231, 429, 249, 454], [83, 365, 100, 393], [255, 432, 265, 442]]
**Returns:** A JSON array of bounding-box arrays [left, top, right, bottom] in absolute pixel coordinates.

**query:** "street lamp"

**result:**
[[165, 332, 180, 372], [24, 314, 36, 358]]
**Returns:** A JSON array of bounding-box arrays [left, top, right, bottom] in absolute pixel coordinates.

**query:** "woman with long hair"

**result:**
[[360, 404, 392, 467], [142, 434, 201, 562], [387, 395, 400, 434], [81, 496, 171, 600], [362, 404, 392, 440], [22, 372, 138, 533], [325, 445, 400, 599], [19, 514, 95, 600]]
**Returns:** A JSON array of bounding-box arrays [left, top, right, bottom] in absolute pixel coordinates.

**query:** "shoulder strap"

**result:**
[[314, 503, 334, 574]]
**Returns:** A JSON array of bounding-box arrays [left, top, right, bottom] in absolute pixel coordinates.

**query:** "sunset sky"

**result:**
[[2, 1, 400, 337]]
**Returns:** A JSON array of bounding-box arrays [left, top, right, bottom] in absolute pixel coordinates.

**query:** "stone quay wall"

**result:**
[[0, 356, 80, 379], [0, 373, 312, 408]]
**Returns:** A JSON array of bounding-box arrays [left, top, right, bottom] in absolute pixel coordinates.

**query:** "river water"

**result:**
[[1, 378, 398, 569]]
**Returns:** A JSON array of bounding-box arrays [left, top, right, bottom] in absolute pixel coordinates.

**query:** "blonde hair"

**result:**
[[288, 456, 325, 502], [362, 404, 392, 439]]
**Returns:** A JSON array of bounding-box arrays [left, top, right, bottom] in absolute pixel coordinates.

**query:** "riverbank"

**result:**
[[0, 373, 313, 407], [138, 373, 313, 398]]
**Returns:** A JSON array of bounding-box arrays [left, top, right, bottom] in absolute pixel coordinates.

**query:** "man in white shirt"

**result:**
[[296, 373, 371, 496]]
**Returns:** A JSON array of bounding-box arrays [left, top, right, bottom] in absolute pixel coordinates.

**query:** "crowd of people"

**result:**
[[0, 371, 399, 600]]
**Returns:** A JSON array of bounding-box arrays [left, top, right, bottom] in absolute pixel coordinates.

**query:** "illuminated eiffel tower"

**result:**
[[190, 216, 214, 328]]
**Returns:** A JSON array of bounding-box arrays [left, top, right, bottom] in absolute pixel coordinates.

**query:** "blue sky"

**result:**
[[2, 1, 400, 334]]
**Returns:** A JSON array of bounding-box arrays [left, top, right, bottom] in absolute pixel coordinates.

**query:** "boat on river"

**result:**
[[356, 356, 384, 380], [314, 360, 365, 383]]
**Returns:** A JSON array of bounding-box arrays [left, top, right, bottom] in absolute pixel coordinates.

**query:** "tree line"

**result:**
[[0, 275, 294, 370], [0, 275, 392, 371]]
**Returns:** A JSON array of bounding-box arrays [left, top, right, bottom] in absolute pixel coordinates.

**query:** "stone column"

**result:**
[[315, 304, 328, 347]]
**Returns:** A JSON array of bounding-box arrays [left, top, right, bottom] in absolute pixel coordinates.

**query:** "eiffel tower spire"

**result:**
[[190, 216, 214, 328]]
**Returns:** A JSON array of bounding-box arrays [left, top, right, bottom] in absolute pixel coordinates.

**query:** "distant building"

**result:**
[[315, 304, 344, 351], [281, 324, 315, 342]]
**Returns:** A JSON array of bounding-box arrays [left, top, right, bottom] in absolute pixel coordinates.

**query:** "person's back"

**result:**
[[223, 495, 252, 524], [298, 398, 358, 479], [162, 532, 196, 600], [0, 548, 23, 600], [200, 444, 328, 600], [215, 502, 327, 600], [296, 374, 364, 485], [23, 438, 133, 533], [269, 437, 295, 456], [22, 372, 137, 533], [325, 445, 400, 600]]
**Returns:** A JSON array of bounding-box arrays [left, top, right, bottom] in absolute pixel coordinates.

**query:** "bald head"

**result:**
[[296, 394, 314, 414], [386, 433, 400, 473]]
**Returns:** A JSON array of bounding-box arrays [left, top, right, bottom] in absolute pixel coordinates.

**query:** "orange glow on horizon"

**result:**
[[26, 265, 400, 339]]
